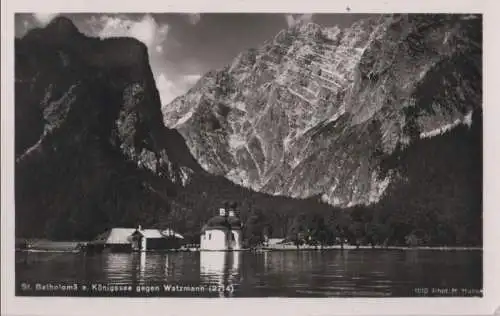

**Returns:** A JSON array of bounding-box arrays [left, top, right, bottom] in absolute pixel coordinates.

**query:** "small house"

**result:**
[[265, 238, 285, 247], [93, 226, 184, 252], [200, 208, 242, 251]]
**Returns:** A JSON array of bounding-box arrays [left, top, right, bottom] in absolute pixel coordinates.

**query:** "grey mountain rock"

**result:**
[[162, 14, 481, 206]]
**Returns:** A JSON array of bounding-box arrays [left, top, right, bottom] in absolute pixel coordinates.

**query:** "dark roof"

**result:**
[[202, 215, 242, 232]]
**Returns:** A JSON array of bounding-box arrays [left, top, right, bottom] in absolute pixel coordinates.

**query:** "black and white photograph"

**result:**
[[10, 10, 485, 298], [2, 1, 500, 314]]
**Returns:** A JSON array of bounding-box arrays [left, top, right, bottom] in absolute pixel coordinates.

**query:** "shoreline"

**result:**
[[15, 238, 482, 253], [16, 244, 483, 254], [260, 245, 483, 251]]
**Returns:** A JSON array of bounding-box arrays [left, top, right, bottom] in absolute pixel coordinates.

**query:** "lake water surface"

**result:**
[[16, 249, 482, 297]]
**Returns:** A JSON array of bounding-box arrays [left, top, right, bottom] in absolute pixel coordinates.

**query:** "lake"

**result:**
[[15, 249, 482, 297]]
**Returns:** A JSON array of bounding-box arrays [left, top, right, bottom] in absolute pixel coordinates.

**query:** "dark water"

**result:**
[[15, 249, 482, 297]]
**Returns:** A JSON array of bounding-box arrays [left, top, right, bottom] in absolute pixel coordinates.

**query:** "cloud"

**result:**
[[33, 13, 59, 26], [285, 14, 314, 27], [87, 14, 169, 52], [285, 15, 296, 27], [183, 74, 202, 85], [83, 14, 199, 105], [187, 13, 201, 25], [156, 73, 201, 105], [156, 73, 181, 105]]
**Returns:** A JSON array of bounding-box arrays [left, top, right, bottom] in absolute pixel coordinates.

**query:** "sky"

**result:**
[[15, 13, 370, 105]]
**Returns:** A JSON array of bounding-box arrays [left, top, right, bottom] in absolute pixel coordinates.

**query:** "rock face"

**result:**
[[163, 14, 481, 206], [15, 17, 201, 239]]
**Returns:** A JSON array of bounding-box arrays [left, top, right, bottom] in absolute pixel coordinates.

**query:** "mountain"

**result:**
[[14, 17, 342, 241], [163, 14, 482, 207], [15, 17, 203, 239], [14, 15, 482, 246]]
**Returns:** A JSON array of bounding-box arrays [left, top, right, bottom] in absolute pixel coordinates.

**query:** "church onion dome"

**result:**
[[201, 215, 242, 233]]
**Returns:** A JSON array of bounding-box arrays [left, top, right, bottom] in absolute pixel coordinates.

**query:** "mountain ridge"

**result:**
[[162, 13, 481, 206]]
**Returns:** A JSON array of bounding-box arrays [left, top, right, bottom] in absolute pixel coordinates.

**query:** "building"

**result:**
[[200, 208, 242, 251], [264, 238, 285, 247], [93, 226, 184, 252]]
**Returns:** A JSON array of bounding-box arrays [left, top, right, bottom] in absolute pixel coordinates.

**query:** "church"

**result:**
[[200, 208, 242, 251]]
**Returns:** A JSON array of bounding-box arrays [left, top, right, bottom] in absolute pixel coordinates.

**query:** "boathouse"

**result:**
[[200, 208, 242, 251], [94, 226, 184, 252]]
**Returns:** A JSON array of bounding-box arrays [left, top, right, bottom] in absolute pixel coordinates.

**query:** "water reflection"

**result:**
[[165, 254, 170, 277], [128, 252, 147, 283], [200, 251, 242, 297], [164, 253, 184, 279], [105, 253, 133, 283], [17, 250, 482, 297], [264, 251, 269, 272], [103, 252, 147, 284], [139, 252, 146, 279]]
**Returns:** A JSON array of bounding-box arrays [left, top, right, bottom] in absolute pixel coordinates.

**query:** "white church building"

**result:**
[[200, 208, 242, 251]]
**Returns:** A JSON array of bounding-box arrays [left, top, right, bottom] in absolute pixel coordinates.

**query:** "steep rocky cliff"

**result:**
[[15, 17, 201, 239], [163, 14, 481, 207]]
